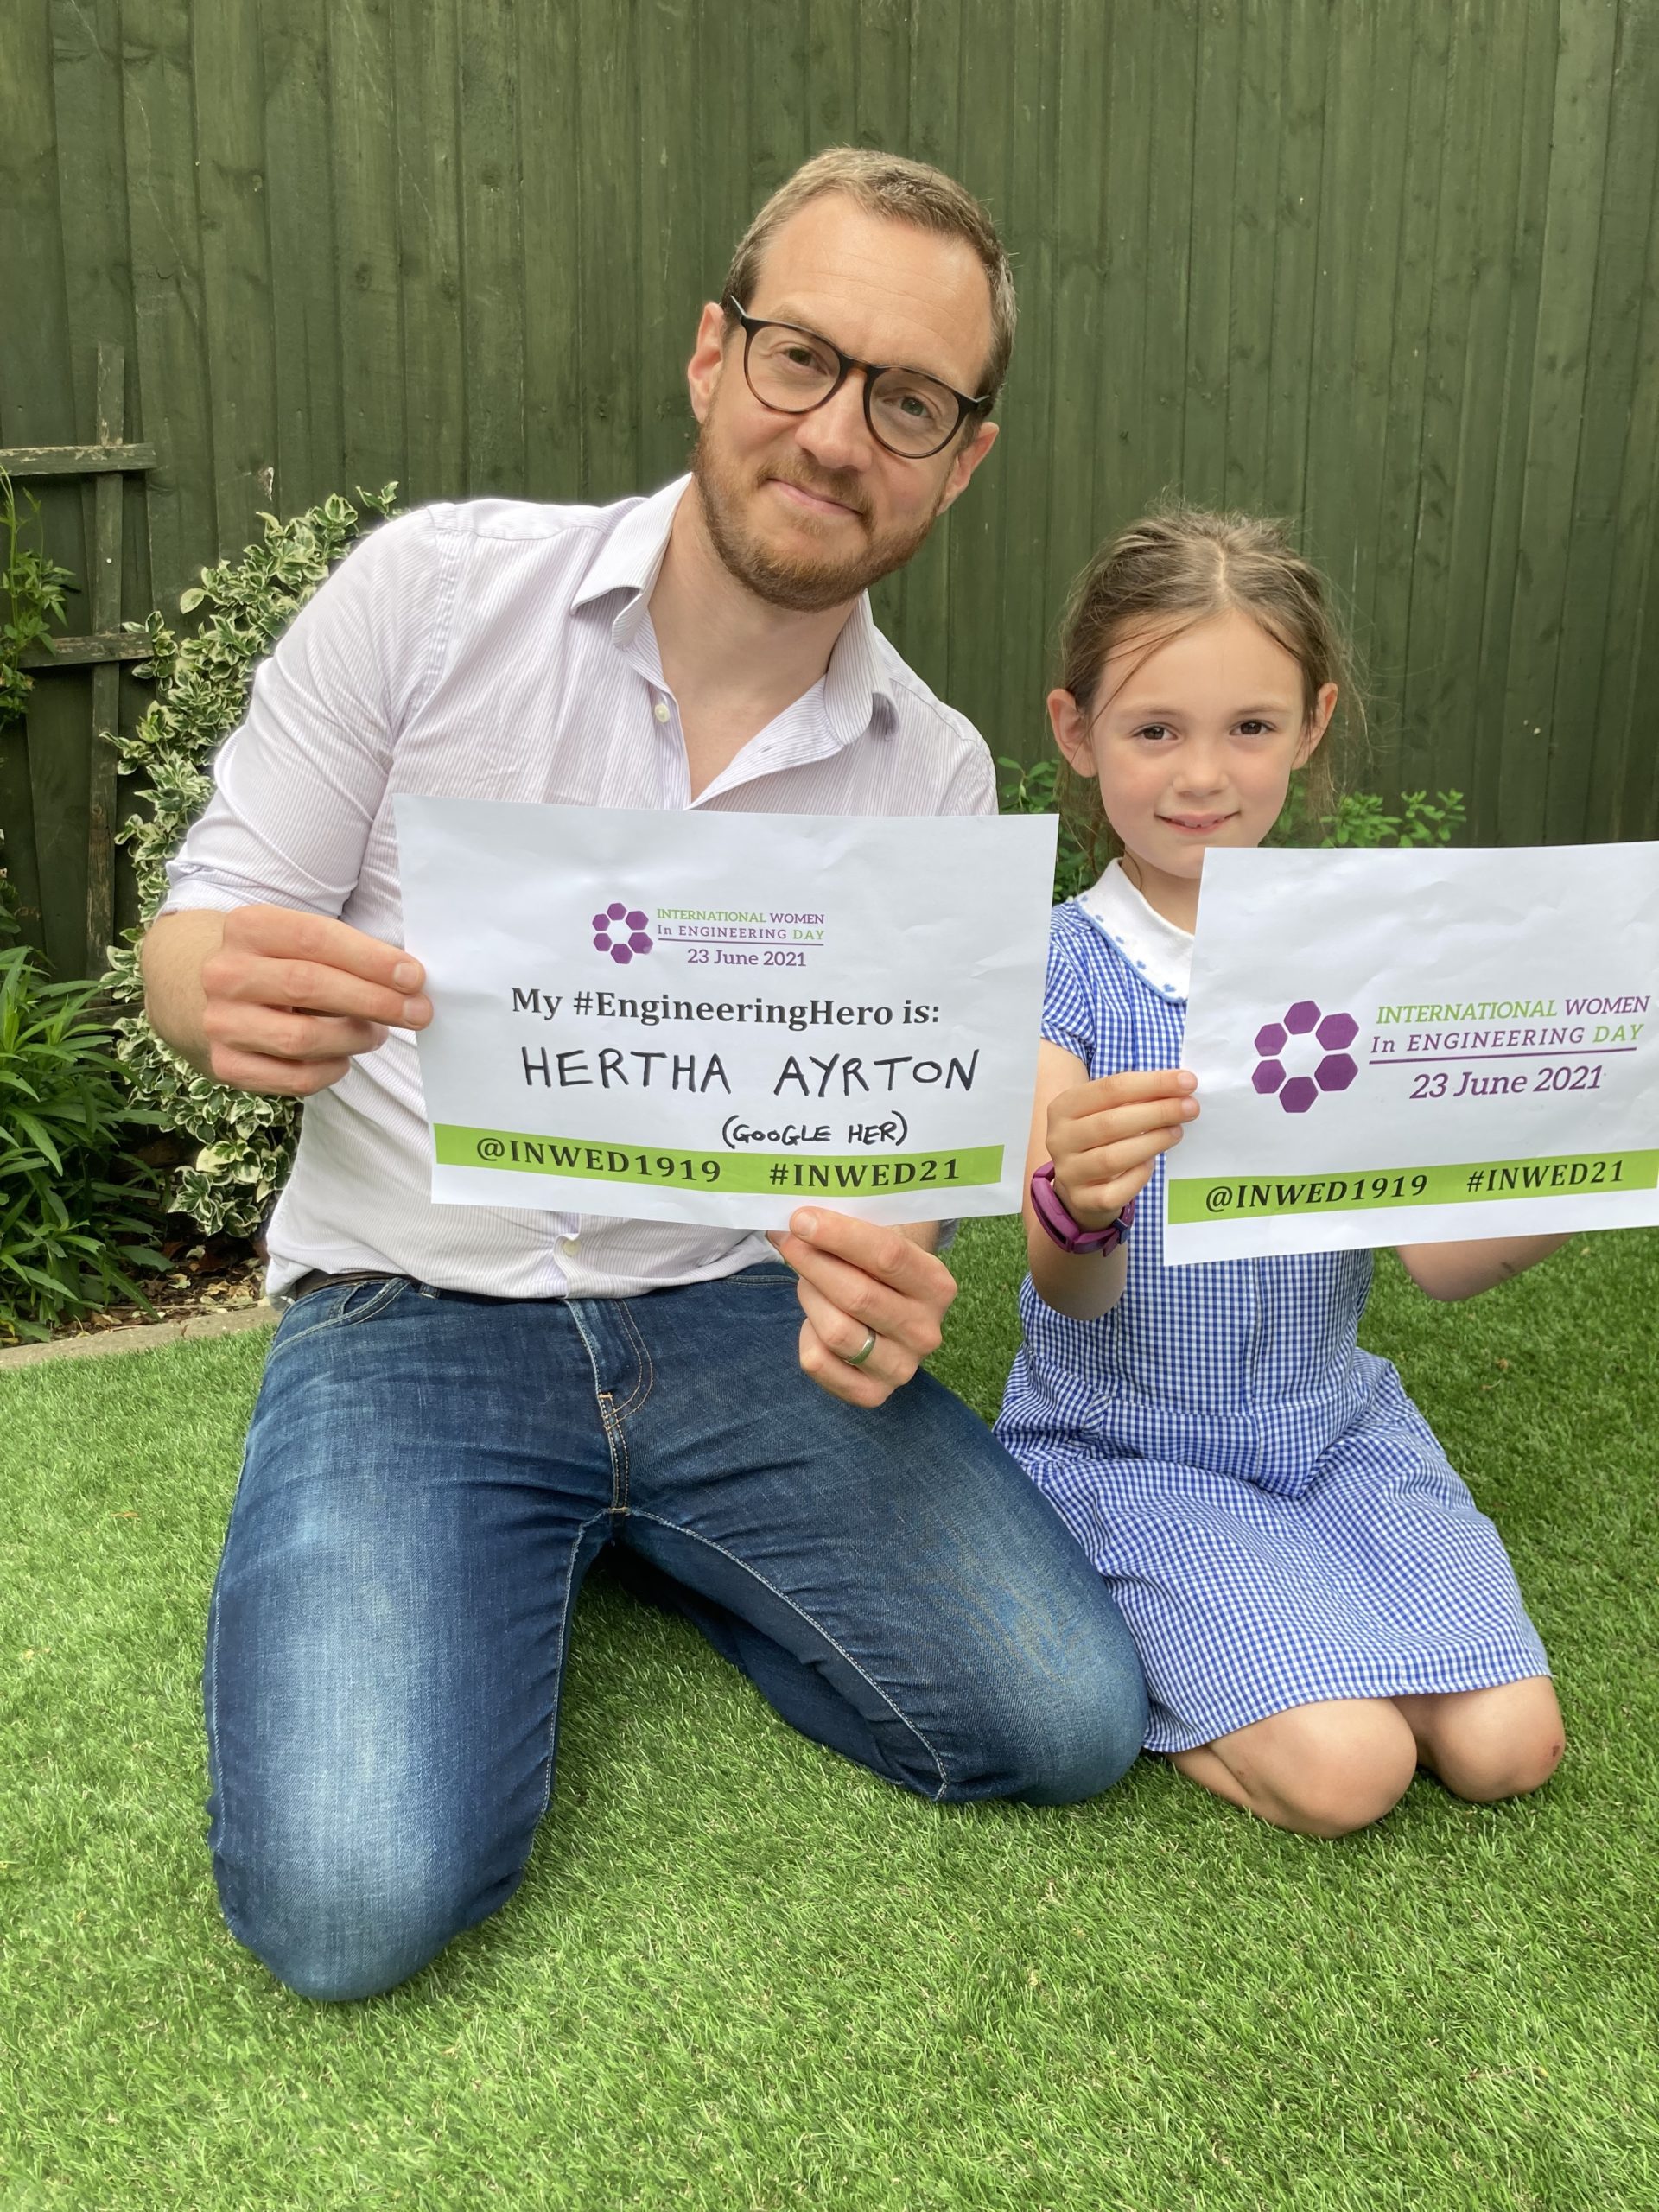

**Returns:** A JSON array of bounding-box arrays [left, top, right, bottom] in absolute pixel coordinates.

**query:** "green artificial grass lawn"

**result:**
[[3, 1226, 1656, 2212]]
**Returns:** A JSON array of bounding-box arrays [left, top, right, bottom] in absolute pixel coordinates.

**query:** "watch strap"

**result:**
[[1030, 1162, 1135, 1255]]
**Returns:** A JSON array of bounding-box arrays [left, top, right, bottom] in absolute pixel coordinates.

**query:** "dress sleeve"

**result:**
[[1039, 915, 1096, 1062], [159, 507, 453, 918]]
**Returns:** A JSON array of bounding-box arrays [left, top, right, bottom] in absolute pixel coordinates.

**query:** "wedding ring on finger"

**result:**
[[841, 1325, 879, 1370]]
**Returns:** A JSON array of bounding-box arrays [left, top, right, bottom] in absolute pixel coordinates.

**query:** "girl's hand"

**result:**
[[1046, 1066, 1199, 1228]]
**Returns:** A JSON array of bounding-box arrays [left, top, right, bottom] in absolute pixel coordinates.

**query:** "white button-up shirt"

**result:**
[[163, 476, 998, 1298]]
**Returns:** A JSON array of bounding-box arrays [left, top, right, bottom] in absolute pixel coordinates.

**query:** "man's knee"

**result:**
[[944, 1607, 1149, 1808], [216, 1840, 504, 2003]]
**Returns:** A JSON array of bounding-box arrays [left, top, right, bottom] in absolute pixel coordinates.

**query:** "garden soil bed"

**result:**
[[0, 1230, 274, 1367]]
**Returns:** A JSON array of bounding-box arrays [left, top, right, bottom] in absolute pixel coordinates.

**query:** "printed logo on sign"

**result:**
[[1250, 999, 1359, 1115], [592, 900, 653, 965]]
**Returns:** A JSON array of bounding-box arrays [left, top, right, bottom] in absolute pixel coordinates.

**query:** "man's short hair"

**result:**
[[721, 148, 1017, 410]]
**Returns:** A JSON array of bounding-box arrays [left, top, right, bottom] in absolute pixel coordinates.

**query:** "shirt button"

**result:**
[[653, 700, 671, 723], [561, 1234, 580, 1256]]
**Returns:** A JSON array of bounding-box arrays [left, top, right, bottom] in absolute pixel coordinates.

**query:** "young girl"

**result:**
[[996, 509, 1566, 1837]]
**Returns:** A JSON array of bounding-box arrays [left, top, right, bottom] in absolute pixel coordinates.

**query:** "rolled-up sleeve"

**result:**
[[161, 509, 451, 917]]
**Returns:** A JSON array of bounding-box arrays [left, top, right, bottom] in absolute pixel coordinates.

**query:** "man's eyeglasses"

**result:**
[[724, 298, 991, 461]]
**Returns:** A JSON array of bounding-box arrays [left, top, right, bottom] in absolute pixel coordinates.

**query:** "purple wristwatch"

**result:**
[[1030, 1162, 1135, 1255]]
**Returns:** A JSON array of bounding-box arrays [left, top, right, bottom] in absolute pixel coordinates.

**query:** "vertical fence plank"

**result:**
[[1368, 0, 1448, 774], [329, 0, 407, 499], [85, 346, 124, 971], [749, 0, 810, 202], [1546, 0, 1659, 841], [391, 0, 462, 508], [1141, 0, 1198, 503], [52, 0, 150, 936], [806, 0, 856, 149], [1471, 0, 1561, 843], [1223, 0, 1280, 512], [1597, 4, 1659, 842], [1497, 0, 1611, 843], [946, 0, 1018, 752], [1263, 0, 1326, 522], [458, 0, 526, 497], [123, 0, 218, 592], [1093, 0, 1153, 543], [1046, 0, 1110, 654], [577, 0, 642, 503], [638, 0, 704, 496], [194, 0, 279, 554], [1399, 0, 1497, 804], [854, 0, 911, 650], [896, 0, 962, 701], [986, 0, 1059, 760], [518, 0, 582, 500], [0, 0, 76, 962], [1183, 0, 1242, 509], [261, 0, 345, 514]]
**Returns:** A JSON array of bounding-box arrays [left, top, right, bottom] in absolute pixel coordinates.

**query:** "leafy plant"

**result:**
[[1272, 779, 1465, 849], [101, 488, 397, 1236], [1, 469, 77, 729], [996, 755, 1094, 902], [0, 945, 165, 1341], [1319, 787, 1465, 846]]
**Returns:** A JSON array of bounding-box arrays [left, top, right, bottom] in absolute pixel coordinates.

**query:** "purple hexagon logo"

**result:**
[[591, 899, 653, 964], [1249, 1000, 1363, 1113]]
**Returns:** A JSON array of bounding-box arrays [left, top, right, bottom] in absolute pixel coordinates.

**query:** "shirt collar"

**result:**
[[572, 474, 896, 741], [1077, 857, 1194, 1001], [571, 475, 688, 644]]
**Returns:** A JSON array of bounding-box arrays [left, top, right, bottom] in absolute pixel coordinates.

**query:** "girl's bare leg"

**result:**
[[1171, 1697, 1419, 1837], [1392, 1677, 1564, 1802]]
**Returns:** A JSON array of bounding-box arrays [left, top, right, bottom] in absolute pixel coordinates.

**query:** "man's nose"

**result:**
[[793, 372, 876, 473]]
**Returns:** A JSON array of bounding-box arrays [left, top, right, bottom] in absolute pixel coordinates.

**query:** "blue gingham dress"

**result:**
[[995, 880, 1549, 1754]]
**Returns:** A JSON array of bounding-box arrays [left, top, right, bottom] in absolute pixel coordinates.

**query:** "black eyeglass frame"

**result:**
[[723, 296, 993, 461]]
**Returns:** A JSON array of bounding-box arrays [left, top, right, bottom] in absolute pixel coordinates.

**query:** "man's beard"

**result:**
[[691, 418, 947, 613]]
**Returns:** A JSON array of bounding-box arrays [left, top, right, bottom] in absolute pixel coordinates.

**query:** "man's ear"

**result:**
[[1294, 681, 1339, 767], [937, 417, 999, 516], [1046, 687, 1096, 775], [686, 301, 728, 425]]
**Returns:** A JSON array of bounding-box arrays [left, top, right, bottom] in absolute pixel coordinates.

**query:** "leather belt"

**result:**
[[288, 1268, 398, 1301]]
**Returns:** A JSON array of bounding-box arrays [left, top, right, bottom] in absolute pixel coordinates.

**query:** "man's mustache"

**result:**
[[761, 462, 872, 523]]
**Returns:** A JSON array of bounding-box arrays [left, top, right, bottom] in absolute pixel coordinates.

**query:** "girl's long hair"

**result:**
[[1053, 506, 1364, 875]]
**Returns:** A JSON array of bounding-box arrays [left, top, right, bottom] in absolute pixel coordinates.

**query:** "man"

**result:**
[[143, 149, 1147, 2004]]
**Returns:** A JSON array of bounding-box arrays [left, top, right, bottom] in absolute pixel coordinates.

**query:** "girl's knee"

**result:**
[[1440, 1718, 1565, 1803], [1421, 1679, 1565, 1804], [1233, 1701, 1418, 1838]]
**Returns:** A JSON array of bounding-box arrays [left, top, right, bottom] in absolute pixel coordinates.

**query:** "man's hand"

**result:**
[[145, 904, 431, 1096], [770, 1209, 957, 1408]]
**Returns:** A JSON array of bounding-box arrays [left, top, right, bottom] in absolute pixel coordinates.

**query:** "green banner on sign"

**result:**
[[434, 1125, 1002, 1198], [1167, 1149, 1659, 1224]]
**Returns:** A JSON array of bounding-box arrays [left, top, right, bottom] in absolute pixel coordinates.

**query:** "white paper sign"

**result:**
[[395, 798, 1057, 1229], [1165, 844, 1659, 1263]]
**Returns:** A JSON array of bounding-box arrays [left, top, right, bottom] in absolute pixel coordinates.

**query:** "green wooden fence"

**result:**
[[3, 0, 1657, 976]]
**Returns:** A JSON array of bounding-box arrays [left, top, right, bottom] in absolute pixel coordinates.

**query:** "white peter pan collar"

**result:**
[[1076, 858, 1193, 1001]]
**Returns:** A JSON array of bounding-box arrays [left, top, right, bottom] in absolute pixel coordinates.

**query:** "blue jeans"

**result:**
[[204, 1267, 1147, 2000]]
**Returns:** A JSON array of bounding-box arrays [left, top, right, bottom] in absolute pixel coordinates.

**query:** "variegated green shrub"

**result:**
[[102, 488, 397, 1236]]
